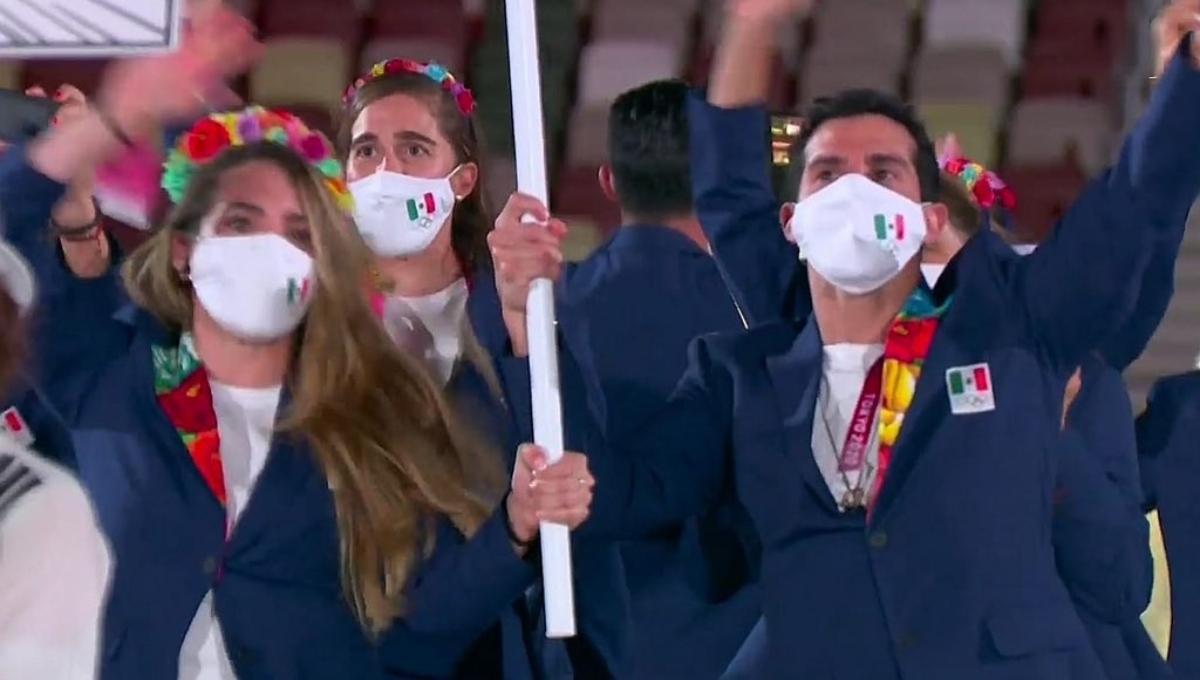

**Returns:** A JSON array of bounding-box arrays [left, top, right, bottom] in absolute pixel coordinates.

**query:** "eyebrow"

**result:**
[[806, 152, 914, 170], [225, 201, 306, 223], [349, 130, 439, 147]]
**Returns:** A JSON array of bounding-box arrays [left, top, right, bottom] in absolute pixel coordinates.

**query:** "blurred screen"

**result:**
[[770, 114, 803, 201]]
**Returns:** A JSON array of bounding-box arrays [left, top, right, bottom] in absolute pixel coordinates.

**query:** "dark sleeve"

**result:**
[[1006, 37, 1200, 371], [0, 145, 127, 412], [688, 90, 801, 324], [676, 489, 761, 602], [1054, 362, 1153, 622], [1134, 375, 1194, 510]]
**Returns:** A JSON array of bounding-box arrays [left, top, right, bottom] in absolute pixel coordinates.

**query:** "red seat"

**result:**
[[1020, 55, 1117, 103], [1001, 163, 1087, 242], [553, 165, 619, 237], [22, 60, 107, 96], [690, 46, 793, 111], [369, 0, 467, 41], [260, 0, 361, 44]]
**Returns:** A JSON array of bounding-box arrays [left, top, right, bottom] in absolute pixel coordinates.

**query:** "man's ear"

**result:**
[[921, 202, 950, 247], [597, 165, 617, 202], [779, 202, 796, 244]]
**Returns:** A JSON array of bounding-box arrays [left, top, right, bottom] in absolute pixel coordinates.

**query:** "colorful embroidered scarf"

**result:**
[[152, 335, 225, 505], [872, 286, 951, 502]]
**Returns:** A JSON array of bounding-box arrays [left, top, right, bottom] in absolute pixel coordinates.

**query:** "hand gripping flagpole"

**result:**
[[505, 0, 576, 638]]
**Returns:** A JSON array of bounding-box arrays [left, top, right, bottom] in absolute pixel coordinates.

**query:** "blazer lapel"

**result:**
[[869, 311, 965, 524], [764, 319, 840, 514]]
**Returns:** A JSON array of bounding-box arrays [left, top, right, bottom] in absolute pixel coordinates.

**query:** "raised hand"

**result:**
[[1153, 0, 1200, 77], [27, 85, 93, 198], [96, 2, 261, 139]]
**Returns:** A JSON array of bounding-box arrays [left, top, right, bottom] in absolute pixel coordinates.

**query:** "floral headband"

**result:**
[[343, 59, 476, 116], [940, 156, 1017, 214], [162, 106, 352, 212]]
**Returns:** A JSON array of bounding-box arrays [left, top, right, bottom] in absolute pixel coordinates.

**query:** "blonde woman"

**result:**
[[0, 12, 594, 680]]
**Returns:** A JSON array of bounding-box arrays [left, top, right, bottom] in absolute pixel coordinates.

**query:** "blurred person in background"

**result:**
[[491, 78, 761, 680], [0, 212, 110, 680]]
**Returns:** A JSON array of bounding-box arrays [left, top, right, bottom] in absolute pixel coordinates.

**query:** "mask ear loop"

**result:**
[[179, 202, 227, 281]]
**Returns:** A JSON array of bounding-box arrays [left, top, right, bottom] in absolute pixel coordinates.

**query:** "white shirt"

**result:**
[[812, 344, 885, 509], [380, 279, 469, 384], [0, 433, 111, 680], [177, 382, 281, 680]]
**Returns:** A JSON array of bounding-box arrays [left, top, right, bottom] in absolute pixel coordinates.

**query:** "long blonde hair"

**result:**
[[122, 142, 506, 634]]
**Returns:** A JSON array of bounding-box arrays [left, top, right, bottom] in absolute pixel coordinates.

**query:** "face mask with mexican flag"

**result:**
[[348, 167, 460, 258]]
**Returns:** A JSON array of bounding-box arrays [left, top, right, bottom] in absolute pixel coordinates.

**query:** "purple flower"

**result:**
[[238, 115, 262, 143]]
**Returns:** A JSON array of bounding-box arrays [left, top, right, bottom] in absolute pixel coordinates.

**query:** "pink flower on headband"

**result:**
[[298, 133, 330, 163], [344, 59, 476, 116], [941, 157, 1017, 212]]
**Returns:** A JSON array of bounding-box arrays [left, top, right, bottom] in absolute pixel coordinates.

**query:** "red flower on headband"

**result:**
[[298, 133, 330, 162], [455, 89, 476, 115], [185, 118, 232, 163]]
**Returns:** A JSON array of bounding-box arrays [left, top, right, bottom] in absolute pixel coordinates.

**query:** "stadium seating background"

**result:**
[[0, 0, 1191, 407]]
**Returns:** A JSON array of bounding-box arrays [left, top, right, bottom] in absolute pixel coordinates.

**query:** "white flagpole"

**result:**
[[504, 0, 577, 639]]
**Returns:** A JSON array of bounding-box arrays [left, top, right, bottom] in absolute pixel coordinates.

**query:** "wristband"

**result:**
[[50, 197, 103, 242]]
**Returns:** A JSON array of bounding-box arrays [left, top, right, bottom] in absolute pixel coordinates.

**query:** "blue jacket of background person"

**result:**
[[1138, 369, 1200, 679]]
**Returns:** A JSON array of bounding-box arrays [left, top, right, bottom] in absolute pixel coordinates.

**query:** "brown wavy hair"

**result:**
[[338, 71, 493, 278], [120, 142, 506, 634]]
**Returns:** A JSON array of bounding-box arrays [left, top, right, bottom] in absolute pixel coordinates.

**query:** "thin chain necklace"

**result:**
[[818, 375, 874, 511]]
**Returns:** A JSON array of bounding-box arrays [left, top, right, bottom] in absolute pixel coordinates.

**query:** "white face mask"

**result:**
[[189, 234, 315, 342], [920, 263, 945, 287], [349, 168, 458, 257], [790, 174, 928, 295], [1011, 243, 1037, 255]]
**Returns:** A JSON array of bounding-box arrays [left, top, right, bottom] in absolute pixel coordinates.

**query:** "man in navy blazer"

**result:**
[[489, 0, 1200, 677], [483, 80, 765, 679], [1137, 370, 1200, 679]]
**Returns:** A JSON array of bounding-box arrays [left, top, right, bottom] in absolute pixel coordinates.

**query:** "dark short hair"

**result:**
[[607, 79, 694, 221], [785, 89, 940, 202]]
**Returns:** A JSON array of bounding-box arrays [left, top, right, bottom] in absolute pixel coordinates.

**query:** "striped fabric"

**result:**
[[0, 451, 41, 520]]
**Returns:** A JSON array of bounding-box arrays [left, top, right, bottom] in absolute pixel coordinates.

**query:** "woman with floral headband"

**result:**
[[0, 42, 596, 680], [339, 58, 628, 679]]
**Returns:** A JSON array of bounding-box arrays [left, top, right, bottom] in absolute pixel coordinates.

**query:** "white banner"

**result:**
[[0, 0, 182, 58]]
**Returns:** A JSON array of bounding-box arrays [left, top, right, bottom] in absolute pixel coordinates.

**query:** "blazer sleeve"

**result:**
[[676, 489, 761, 603], [1053, 367, 1153, 623], [688, 90, 802, 325], [399, 509, 537, 638], [1007, 37, 1200, 372], [0, 145, 127, 412], [1134, 374, 1197, 511]]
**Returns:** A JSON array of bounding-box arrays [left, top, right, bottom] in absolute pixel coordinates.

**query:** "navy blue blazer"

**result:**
[[566, 40, 1200, 678], [0, 149, 563, 680], [1137, 370, 1200, 679], [719, 357, 1164, 680], [556, 225, 760, 679]]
